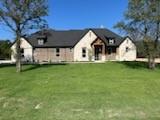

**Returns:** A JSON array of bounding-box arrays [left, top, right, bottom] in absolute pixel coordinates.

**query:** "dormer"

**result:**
[[108, 38, 115, 45], [37, 35, 47, 45]]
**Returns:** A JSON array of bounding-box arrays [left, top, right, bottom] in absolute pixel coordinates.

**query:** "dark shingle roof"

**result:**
[[27, 28, 124, 48]]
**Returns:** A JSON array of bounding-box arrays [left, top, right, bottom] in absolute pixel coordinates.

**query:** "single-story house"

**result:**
[[11, 28, 136, 62]]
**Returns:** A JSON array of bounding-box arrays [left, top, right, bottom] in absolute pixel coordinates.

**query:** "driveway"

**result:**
[[0, 60, 13, 64], [136, 58, 160, 63]]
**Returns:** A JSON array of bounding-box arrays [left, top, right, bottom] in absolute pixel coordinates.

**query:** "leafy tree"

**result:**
[[135, 40, 146, 58], [115, 0, 160, 69], [0, 0, 48, 72], [0, 40, 12, 59]]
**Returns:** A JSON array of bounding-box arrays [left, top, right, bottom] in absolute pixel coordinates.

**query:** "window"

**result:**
[[82, 47, 86, 58], [109, 39, 115, 44], [20, 48, 24, 57], [126, 39, 129, 44], [70, 48, 72, 52], [38, 39, 44, 45], [108, 47, 116, 55], [89, 31, 92, 37], [56, 48, 60, 56], [108, 48, 112, 55], [126, 47, 129, 52]]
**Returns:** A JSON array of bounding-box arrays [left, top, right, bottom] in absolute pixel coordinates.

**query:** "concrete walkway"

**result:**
[[136, 58, 160, 63], [0, 60, 13, 64]]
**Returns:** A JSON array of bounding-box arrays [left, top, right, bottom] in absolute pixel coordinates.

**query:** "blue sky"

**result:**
[[0, 0, 128, 40]]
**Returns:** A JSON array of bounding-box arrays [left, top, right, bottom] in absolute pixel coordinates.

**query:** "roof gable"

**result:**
[[91, 29, 123, 46]]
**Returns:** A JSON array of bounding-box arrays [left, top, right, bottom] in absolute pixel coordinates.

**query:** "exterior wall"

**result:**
[[11, 38, 33, 62], [34, 48, 74, 62], [10, 34, 137, 62], [106, 47, 119, 61], [106, 53, 117, 60], [118, 37, 137, 61], [73, 30, 98, 61]]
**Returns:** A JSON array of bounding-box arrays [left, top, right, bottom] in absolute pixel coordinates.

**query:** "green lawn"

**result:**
[[0, 62, 160, 120]]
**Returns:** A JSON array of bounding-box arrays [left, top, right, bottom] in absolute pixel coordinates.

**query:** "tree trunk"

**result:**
[[16, 58, 21, 72], [148, 56, 156, 69], [16, 35, 21, 72]]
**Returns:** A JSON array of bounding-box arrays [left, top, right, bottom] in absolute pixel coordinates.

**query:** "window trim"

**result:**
[[56, 48, 60, 57], [126, 39, 129, 44], [38, 39, 44, 45], [126, 47, 129, 52], [108, 39, 115, 44], [82, 47, 86, 58]]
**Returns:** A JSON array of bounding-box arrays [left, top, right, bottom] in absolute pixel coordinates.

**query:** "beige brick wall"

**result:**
[[33, 48, 74, 62], [106, 53, 117, 60]]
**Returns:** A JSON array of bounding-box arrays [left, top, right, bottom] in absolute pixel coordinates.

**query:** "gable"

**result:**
[[74, 30, 98, 48], [73, 30, 98, 61], [119, 37, 136, 48], [91, 38, 106, 46], [11, 38, 32, 49], [91, 29, 123, 46]]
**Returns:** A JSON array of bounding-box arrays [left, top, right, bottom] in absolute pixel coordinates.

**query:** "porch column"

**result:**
[[102, 44, 106, 61], [102, 44, 105, 55]]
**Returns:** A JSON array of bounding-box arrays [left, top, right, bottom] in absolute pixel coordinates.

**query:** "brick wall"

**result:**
[[33, 48, 74, 62]]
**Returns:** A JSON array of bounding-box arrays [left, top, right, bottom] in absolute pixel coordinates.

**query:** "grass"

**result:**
[[0, 62, 160, 120]]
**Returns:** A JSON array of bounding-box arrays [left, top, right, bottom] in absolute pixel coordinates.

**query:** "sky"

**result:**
[[0, 0, 128, 41]]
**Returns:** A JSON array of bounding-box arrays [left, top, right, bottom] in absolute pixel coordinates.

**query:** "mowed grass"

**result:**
[[0, 62, 160, 120]]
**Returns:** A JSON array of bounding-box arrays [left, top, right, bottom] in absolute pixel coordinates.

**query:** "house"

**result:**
[[11, 28, 136, 62]]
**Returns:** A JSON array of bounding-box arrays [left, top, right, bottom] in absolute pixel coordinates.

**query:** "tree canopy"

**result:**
[[0, 0, 48, 72], [115, 0, 160, 69], [0, 40, 12, 59]]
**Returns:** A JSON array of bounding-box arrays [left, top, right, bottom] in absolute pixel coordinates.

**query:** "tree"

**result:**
[[114, 0, 160, 69], [0, 40, 12, 59], [0, 0, 48, 72]]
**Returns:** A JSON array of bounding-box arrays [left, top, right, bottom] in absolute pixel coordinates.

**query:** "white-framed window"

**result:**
[[38, 39, 44, 45], [126, 47, 129, 52], [109, 39, 115, 44], [56, 48, 60, 56], [82, 47, 86, 58]]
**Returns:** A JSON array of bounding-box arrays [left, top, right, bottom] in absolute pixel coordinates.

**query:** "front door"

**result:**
[[95, 45, 102, 60]]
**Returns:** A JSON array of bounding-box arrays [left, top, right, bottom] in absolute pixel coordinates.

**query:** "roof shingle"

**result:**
[[27, 28, 124, 47]]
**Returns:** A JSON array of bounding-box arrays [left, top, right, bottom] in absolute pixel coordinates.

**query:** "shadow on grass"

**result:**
[[22, 63, 68, 72], [0, 63, 68, 72], [116, 61, 148, 69], [0, 64, 15, 68], [22, 64, 41, 72]]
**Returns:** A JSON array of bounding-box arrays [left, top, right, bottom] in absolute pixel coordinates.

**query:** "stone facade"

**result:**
[[33, 48, 74, 62], [118, 37, 137, 61], [74, 30, 97, 61]]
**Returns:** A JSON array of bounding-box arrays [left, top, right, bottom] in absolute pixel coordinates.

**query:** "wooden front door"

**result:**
[[95, 45, 102, 60]]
